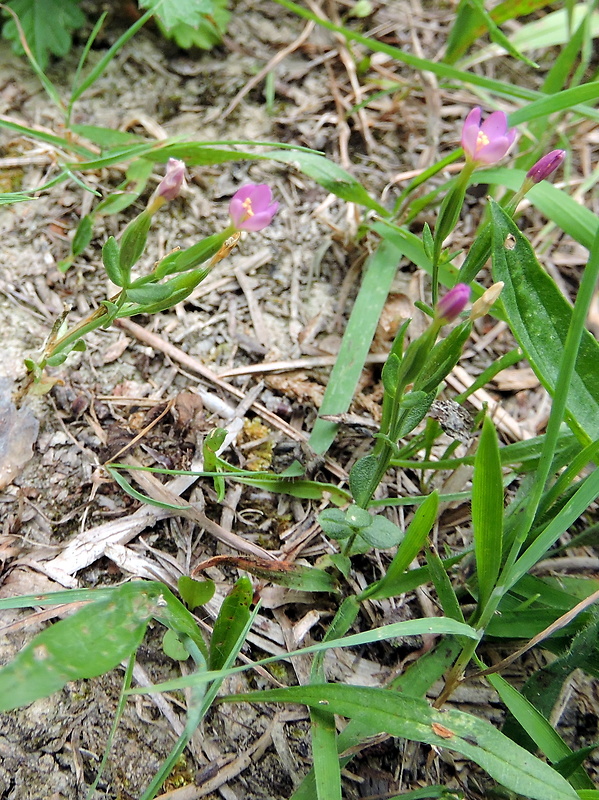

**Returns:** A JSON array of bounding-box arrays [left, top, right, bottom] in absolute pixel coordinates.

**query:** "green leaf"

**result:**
[[2, 0, 85, 70], [209, 577, 253, 671], [359, 514, 404, 549], [45, 352, 68, 367], [70, 124, 144, 149], [138, 0, 219, 31], [162, 629, 190, 661], [71, 214, 93, 258], [102, 236, 125, 286], [0, 582, 160, 712], [226, 685, 579, 800], [349, 455, 378, 507], [119, 209, 152, 275], [381, 352, 401, 396], [395, 390, 436, 439], [267, 150, 386, 214], [310, 704, 342, 800], [490, 201, 599, 443], [345, 505, 372, 529], [155, 230, 229, 277], [479, 169, 599, 251], [472, 416, 504, 609], [319, 509, 354, 540], [463, 0, 538, 67], [155, 0, 230, 49], [413, 321, 472, 396], [178, 576, 215, 610], [488, 672, 594, 789], [125, 282, 174, 305], [362, 491, 438, 601], [309, 237, 404, 454]]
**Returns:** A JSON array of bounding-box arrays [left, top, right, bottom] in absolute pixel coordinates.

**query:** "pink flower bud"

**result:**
[[526, 149, 565, 184], [157, 158, 186, 201], [436, 283, 470, 322], [229, 184, 279, 232], [461, 108, 517, 165]]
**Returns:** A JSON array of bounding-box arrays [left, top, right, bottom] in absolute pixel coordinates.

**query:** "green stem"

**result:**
[[438, 224, 599, 704]]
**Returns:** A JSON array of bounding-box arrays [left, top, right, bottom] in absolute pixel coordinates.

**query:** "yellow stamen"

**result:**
[[242, 197, 254, 217], [476, 131, 490, 151]]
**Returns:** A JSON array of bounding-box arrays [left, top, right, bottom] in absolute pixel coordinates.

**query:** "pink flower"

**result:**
[[436, 283, 470, 322], [156, 158, 186, 201], [526, 149, 566, 184], [461, 108, 517, 165], [229, 184, 279, 232]]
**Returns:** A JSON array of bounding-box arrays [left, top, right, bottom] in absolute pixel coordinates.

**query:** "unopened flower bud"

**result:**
[[157, 158, 187, 201], [436, 283, 470, 323], [470, 282, 504, 320], [526, 150, 565, 184]]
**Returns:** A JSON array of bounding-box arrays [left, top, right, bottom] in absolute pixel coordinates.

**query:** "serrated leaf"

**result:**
[[227, 685, 579, 800], [138, 0, 217, 30], [155, 0, 230, 49], [2, 0, 86, 69]]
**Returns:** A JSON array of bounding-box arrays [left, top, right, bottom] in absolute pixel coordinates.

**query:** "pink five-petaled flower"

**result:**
[[229, 184, 279, 232], [461, 108, 517, 165], [156, 158, 187, 201], [436, 283, 470, 323], [526, 149, 566, 184]]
